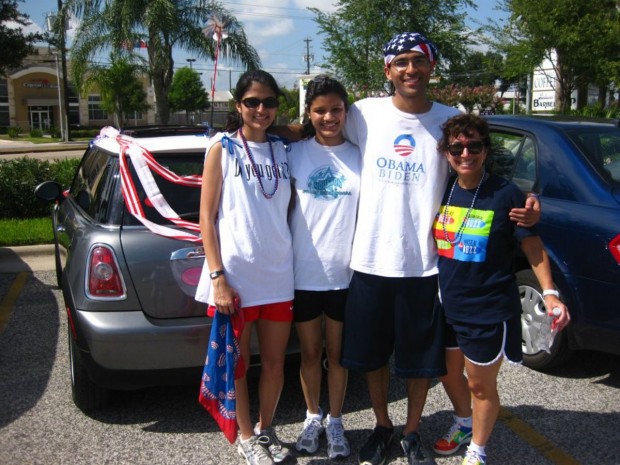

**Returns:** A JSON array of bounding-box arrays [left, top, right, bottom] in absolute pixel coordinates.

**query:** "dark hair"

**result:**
[[225, 69, 283, 132], [301, 75, 349, 138], [437, 113, 491, 153]]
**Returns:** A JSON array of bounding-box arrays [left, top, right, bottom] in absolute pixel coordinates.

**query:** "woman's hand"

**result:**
[[212, 276, 240, 314], [510, 194, 541, 227], [543, 295, 570, 331]]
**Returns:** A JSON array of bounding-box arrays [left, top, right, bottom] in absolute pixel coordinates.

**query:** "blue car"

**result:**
[[486, 115, 620, 369]]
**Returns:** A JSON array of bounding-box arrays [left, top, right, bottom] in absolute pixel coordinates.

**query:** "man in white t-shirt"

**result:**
[[340, 33, 538, 465]]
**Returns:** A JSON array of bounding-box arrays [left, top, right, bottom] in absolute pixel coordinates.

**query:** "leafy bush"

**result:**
[[0, 157, 80, 218], [49, 126, 61, 138], [569, 102, 620, 119], [7, 127, 22, 139], [29, 128, 43, 138]]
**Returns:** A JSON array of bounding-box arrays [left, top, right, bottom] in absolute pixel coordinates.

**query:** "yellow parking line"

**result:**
[[499, 406, 581, 465], [0, 271, 30, 333]]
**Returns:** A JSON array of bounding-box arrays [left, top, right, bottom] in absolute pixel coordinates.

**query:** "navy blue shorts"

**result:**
[[293, 289, 348, 323], [341, 272, 446, 378], [445, 316, 523, 365]]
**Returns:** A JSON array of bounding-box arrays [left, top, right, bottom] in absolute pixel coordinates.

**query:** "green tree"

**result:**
[[64, 0, 260, 124], [169, 67, 209, 123], [0, 0, 43, 76], [310, 0, 475, 94], [278, 87, 300, 123], [81, 53, 150, 127], [492, 0, 620, 113]]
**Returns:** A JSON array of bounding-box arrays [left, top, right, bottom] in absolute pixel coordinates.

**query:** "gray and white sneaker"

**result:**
[[255, 425, 293, 463], [237, 436, 274, 465], [326, 421, 351, 459], [295, 416, 324, 454]]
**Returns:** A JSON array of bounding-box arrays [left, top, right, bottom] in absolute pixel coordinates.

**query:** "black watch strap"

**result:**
[[209, 270, 225, 280]]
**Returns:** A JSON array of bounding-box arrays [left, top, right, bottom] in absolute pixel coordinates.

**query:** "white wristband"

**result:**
[[542, 289, 559, 298]]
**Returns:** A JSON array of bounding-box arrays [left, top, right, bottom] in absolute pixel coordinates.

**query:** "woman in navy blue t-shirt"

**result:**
[[431, 114, 570, 465]]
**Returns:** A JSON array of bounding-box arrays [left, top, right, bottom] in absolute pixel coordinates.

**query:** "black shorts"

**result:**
[[445, 316, 523, 365], [341, 271, 446, 378], [293, 289, 348, 323]]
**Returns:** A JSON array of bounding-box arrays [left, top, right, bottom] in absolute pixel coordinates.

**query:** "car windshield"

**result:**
[[565, 126, 620, 183], [122, 153, 204, 226]]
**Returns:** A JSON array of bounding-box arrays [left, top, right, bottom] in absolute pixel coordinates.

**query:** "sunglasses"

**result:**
[[241, 97, 279, 109], [447, 140, 485, 156]]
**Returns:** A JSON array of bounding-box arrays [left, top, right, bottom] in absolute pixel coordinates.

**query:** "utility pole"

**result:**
[[57, 0, 70, 141], [303, 38, 313, 75]]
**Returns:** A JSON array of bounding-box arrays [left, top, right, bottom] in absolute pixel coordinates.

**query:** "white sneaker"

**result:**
[[326, 420, 351, 459], [237, 436, 274, 465], [295, 416, 324, 454], [254, 425, 292, 463]]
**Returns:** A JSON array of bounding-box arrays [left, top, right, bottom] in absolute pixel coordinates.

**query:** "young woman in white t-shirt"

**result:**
[[287, 75, 361, 460]]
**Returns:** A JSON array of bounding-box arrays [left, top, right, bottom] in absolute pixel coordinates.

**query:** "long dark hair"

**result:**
[[224, 69, 283, 132], [301, 75, 349, 138]]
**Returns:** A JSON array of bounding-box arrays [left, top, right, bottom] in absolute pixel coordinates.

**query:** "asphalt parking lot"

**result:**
[[1, 253, 619, 465]]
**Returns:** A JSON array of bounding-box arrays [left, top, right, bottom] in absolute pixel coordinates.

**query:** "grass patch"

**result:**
[[0, 217, 54, 247]]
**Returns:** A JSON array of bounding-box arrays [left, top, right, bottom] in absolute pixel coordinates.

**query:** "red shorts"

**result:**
[[207, 300, 293, 322]]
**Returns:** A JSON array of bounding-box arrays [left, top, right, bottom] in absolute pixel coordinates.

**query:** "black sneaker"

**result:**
[[400, 431, 436, 465], [359, 425, 394, 465]]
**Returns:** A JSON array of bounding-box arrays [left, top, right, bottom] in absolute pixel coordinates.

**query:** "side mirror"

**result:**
[[34, 181, 64, 203]]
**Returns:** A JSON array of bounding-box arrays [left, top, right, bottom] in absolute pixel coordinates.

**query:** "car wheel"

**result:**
[[518, 269, 572, 370], [68, 324, 109, 411]]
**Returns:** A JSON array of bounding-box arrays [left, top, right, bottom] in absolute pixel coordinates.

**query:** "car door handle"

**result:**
[[170, 246, 205, 260]]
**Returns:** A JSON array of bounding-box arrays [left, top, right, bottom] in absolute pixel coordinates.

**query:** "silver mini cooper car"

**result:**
[[36, 128, 223, 411]]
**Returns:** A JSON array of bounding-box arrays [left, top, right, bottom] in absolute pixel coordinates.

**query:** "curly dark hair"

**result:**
[[437, 113, 491, 153]]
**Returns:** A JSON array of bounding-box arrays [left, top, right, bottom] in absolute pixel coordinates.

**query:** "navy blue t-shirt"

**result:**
[[432, 174, 537, 324]]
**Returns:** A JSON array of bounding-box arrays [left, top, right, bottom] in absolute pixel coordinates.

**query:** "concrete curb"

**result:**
[[0, 244, 61, 273]]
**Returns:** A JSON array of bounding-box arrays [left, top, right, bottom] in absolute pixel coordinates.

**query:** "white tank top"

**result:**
[[195, 132, 294, 307]]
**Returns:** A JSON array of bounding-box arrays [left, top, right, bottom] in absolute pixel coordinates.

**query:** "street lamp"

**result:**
[[187, 58, 196, 70], [46, 2, 70, 141]]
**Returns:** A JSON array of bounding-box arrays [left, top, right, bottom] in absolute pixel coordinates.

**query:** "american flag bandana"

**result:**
[[383, 32, 438, 66]]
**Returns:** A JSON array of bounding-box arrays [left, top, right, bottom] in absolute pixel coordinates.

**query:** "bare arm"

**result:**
[[269, 123, 304, 142], [510, 194, 541, 227], [199, 142, 239, 314], [520, 236, 570, 330]]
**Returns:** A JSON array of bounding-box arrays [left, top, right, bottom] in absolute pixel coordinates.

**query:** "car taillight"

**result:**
[[86, 245, 127, 300], [610, 234, 620, 264]]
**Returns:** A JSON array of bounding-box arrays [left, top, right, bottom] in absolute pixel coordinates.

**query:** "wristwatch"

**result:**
[[542, 289, 559, 298], [209, 269, 225, 280]]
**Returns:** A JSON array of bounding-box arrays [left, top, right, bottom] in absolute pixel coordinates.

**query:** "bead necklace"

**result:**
[[442, 169, 486, 246], [238, 127, 279, 199]]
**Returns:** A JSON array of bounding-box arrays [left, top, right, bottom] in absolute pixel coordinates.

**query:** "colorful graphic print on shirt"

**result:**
[[303, 165, 353, 201], [434, 205, 494, 262]]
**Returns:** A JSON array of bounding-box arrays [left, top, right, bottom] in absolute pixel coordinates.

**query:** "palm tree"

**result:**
[[64, 0, 260, 124], [82, 52, 150, 127]]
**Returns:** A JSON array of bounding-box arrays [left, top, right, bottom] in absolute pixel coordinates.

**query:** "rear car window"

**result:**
[[565, 127, 620, 183], [122, 153, 204, 226]]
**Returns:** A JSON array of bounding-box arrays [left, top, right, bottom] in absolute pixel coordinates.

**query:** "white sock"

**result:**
[[455, 414, 473, 428], [307, 407, 323, 421], [326, 414, 342, 426], [468, 441, 486, 456]]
